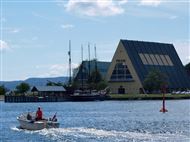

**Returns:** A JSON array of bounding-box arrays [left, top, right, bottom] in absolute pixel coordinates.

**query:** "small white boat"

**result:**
[[17, 113, 59, 130]]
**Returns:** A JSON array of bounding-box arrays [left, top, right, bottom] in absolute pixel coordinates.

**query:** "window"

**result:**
[[164, 55, 173, 66], [149, 54, 159, 65], [118, 86, 125, 94], [155, 54, 164, 65], [139, 53, 174, 66], [144, 54, 154, 65], [110, 62, 133, 82], [139, 53, 148, 65], [160, 55, 168, 66]]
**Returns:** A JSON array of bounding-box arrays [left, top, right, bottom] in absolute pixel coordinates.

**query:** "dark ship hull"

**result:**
[[67, 94, 106, 101]]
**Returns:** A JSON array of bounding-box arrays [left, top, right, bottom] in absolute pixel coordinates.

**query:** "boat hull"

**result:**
[[17, 113, 59, 130], [18, 118, 44, 130], [67, 94, 108, 101]]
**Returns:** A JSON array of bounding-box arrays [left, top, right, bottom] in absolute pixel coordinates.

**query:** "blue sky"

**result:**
[[0, 0, 189, 81]]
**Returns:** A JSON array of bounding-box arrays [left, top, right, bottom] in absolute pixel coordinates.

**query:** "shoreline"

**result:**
[[109, 94, 190, 100], [2, 94, 190, 102], [108, 97, 190, 100]]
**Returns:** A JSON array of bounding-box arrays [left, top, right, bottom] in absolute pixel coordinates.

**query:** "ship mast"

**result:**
[[88, 43, 91, 80], [68, 40, 72, 85], [81, 44, 84, 90], [94, 44, 97, 73]]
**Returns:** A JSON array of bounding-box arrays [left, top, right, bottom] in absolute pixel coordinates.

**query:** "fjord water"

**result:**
[[0, 100, 190, 142]]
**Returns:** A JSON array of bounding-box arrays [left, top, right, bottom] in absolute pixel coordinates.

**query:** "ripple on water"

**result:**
[[4, 100, 190, 142]]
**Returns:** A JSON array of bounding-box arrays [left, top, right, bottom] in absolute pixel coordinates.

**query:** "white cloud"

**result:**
[[61, 24, 74, 29], [187, 56, 190, 63], [65, 0, 125, 17], [11, 28, 20, 33], [174, 40, 190, 65], [49, 63, 78, 76], [118, 0, 128, 5], [2, 27, 20, 33], [169, 15, 178, 20], [0, 40, 10, 51], [48, 64, 66, 76], [140, 0, 162, 6], [36, 63, 79, 77]]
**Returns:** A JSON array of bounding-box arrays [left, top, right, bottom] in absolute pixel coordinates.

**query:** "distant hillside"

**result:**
[[0, 77, 69, 90]]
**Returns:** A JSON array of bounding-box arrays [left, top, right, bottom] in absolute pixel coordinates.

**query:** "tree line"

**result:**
[[0, 82, 30, 96]]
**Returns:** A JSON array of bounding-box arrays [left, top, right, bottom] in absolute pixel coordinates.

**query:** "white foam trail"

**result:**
[[36, 127, 190, 141], [11, 126, 43, 134], [11, 126, 23, 132]]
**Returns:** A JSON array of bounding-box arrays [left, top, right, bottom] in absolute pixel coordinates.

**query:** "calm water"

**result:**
[[0, 100, 190, 142]]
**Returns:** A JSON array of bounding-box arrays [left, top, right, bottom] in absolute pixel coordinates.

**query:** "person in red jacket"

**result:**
[[36, 107, 43, 121]]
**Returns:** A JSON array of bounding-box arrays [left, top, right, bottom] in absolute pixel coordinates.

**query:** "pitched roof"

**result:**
[[73, 60, 111, 79], [83, 60, 111, 76], [120, 39, 190, 89], [31, 86, 66, 92]]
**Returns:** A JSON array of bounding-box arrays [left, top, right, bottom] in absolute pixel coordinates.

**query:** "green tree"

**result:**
[[0, 85, 6, 95], [64, 81, 80, 94], [46, 81, 64, 86], [87, 69, 105, 90], [71, 81, 79, 89], [46, 81, 54, 86], [143, 69, 168, 93], [16, 82, 30, 94], [96, 80, 108, 90], [88, 70, 102, 83]]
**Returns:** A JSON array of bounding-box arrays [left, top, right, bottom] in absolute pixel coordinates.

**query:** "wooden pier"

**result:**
[[4, 95, 68, 103]]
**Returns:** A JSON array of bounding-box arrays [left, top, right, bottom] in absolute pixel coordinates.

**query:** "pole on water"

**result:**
[[160, 84, 168, 113]]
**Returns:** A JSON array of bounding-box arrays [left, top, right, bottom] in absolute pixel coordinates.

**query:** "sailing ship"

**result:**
[[66, 41, 109, 101]]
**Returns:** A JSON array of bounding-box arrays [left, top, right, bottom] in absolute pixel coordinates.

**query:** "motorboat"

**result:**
[[17, 112, 59, 130]]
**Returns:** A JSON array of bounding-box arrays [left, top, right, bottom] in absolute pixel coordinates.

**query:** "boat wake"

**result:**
[[11, 126, 23, 132], [11, 126, 190, 142]]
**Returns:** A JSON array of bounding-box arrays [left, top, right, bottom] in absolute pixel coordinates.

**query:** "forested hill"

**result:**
[[0, 77, 68, 90]]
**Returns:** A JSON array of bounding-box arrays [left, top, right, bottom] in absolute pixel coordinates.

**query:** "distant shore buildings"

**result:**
[[73, 39, 190, 94], [31, 86, 66, 97]]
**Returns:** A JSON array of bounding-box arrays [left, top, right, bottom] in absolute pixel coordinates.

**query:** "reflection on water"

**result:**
[[1, 100, 190, 142]]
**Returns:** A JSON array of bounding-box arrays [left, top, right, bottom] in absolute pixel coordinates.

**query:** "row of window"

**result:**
[[110, 63, 133, 81], [111, 75, 133, 79], [139, 53, 173, 66]]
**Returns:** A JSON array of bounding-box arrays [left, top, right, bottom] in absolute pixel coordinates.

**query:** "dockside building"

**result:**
[[106, 40, 190, 94]]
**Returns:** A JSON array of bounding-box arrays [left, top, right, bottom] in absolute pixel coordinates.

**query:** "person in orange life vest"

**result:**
[[36, 107, 43, 121]]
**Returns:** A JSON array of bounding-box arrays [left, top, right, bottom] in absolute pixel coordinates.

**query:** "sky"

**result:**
[[0, 0, 189, 81]]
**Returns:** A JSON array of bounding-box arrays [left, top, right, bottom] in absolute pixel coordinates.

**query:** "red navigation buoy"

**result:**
[[160, 98, 168, 113], [160, 84, 168, 113]]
